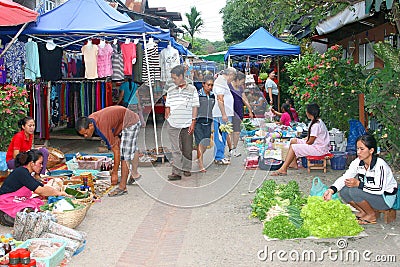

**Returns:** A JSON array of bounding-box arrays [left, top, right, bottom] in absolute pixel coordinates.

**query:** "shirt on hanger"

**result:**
[[24, 40, 41, 80], [4, 41, 26, 84], [81, 43, 99, 79], [120, 42, 136, 76], [142, 43, 160, 86], [97, 43, 113, 78], [38, 42, 62, 81], [159, 45, 180, 82], [111, 43, 124, 81]]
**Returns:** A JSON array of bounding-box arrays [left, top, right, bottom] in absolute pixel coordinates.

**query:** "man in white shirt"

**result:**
[[212, 67, 237, 165], [165, 65, 200, 180]]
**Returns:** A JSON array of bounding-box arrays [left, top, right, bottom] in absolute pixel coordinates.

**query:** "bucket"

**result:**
[[330, 152, 347, 170]]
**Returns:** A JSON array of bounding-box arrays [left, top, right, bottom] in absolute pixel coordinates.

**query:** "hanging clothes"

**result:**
[[111, 42, 124, 81], [142, 42, 160, 86], [120, 42, 136, 76], [97, 43, 113, 78], [132, 43, 143, 83], [159, 45, 180, 82], [38, 43, 62, 81], [81, 43, 99, 79], [4, 41, 25, 84], [24, 40, 41, 80], [0, 47, 6, 84]]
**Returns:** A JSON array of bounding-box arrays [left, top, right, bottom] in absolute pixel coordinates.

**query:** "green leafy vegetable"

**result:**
[[263, 215, 309, 240], [301, 196, 364, 238]]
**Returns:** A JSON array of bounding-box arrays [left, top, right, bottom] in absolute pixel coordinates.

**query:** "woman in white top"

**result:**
[[264, 68, 278, 110], [324, 135, 397, 225]]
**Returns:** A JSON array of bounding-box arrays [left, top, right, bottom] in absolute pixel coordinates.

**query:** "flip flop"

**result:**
[[357, 219, 377, 225], [199, 168, 207, 173], [127, 174, 142, 185], [108, 187, 128, 197], [270, 171, 287, 176]]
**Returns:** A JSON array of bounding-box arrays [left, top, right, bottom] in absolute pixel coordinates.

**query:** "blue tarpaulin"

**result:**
[[225, 27, 300, 61]]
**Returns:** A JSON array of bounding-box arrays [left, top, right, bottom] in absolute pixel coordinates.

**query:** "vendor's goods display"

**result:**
[[17, 238, 66, 267], [251, 180, 364, 240], [46, 147, 65, 169]]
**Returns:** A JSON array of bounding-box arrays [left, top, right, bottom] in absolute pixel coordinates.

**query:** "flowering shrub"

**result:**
[[0, 85, 29, 151], [285, 45, 366, 131], [365, 42, 400, 167]]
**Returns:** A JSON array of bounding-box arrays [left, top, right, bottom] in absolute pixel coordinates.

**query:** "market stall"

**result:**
[[0, 0, 175, 151], [224, 27, 301, 106]]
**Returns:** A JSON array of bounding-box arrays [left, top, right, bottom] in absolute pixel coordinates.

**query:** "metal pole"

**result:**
[[142, 33, 159, 154]]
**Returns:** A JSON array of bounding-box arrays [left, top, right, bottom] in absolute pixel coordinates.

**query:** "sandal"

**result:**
[[108, 187, 128, 197], [214, 158, 231, 165], [127, 174, 142, 185], [270, 171, 287, 176], [357, 219, 377, 225]]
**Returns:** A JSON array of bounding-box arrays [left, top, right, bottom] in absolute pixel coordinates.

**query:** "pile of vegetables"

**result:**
[[241, 118, 257, 131], [301, 196, 363, 238], [251, 180, 364, 240]]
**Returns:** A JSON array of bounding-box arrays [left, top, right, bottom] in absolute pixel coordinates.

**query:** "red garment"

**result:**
[[106, 82, 113, 106], [120, 42, 136, 75], [6, 131, 33, 161]]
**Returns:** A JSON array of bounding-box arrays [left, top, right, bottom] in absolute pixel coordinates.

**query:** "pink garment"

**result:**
[[97, 43, 114, 78], [280, 112, 291, 126], [120, 42, 136, 75], [292, 119, 330, 157], [0, 186, 43, 218]]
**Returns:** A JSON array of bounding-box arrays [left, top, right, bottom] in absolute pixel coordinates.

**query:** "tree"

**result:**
[[222, 0, 349, 43], [182, 7, 204, 49]]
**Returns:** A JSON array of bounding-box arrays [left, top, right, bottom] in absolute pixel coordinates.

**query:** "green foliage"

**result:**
[[182, 36, 228, 55], [251, 180, 307, 221], [300, 196, 364, 238], [263, 215, 310, 240], [182, 6, 204, 48], [0, 85, 29, 151], [285, 45, 367, 131], [365, 42, 400, 166], [222, 0, 348, 44]]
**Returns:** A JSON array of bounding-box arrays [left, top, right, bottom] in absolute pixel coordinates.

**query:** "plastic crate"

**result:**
[[330, 151, 347, 170], [17, 238, 66, 267], [77, 156, 109, 170]]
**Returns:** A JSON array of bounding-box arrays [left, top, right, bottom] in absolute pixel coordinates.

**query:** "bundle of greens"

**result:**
[[40, 197, 80, 212], [242, 118, 257, 131], [301, 196, 364, 238], [219, 122, 233, 134]]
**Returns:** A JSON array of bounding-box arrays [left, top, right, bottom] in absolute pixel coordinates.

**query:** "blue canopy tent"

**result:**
[[224, 27, 300, 60], [225, 27, 300, 109]]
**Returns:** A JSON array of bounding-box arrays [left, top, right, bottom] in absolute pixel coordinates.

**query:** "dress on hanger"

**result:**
[[37, 42, 63, 81], [81, 42, 99, 79], [142, 42, 160, 86], [4, 41, 26, 84], [24, 39, 41, 80]]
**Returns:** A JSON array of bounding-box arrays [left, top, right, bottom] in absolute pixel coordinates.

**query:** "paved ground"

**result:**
[[1, 124, 400, 266]]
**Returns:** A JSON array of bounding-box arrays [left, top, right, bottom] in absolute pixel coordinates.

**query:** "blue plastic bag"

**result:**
[[310, 177, 340, 200], [346, 119, 366, 153], [0, 152, 7, 171]]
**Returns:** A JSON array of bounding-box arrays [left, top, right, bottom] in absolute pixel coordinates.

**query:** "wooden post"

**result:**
[[359, 93, 366, 128]]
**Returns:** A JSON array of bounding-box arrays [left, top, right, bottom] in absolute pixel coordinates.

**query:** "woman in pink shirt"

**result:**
[[272, 103, 295, 126], [272, 103, 330, 176]]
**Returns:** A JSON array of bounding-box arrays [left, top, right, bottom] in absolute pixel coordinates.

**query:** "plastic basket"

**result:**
[[330, 151, 347, 170], [17, 238, 67, 267], [77, 156, 109, 170]]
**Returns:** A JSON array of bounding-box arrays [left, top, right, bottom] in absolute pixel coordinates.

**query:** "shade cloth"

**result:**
[[0, 0, 38, 26]]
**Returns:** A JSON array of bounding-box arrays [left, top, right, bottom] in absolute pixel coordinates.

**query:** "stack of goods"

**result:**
[[251, 180, 364, 240], [13, 211, 87, 259]]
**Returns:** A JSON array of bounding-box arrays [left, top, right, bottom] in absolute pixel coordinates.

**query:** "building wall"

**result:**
[[335, 22, 397, 68]]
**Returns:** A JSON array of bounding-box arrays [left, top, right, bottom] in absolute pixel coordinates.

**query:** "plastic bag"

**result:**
[[346, 119, 366, 153], [391, 185, 400, 210], [310, 177, 340, 200], [0, 151, 7, 171]]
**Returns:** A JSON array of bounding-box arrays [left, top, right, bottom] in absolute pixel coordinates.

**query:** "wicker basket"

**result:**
[[73, 193, 94, 211], [47, 147, 65, 169], [52, 203, 88, 229]]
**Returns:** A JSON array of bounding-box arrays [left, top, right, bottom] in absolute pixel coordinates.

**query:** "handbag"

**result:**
[[310, 177, 340, 200], [391, 185, 400, 210]]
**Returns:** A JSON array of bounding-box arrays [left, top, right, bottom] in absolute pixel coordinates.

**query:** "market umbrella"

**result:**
[[0, 0, 38, 26]]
